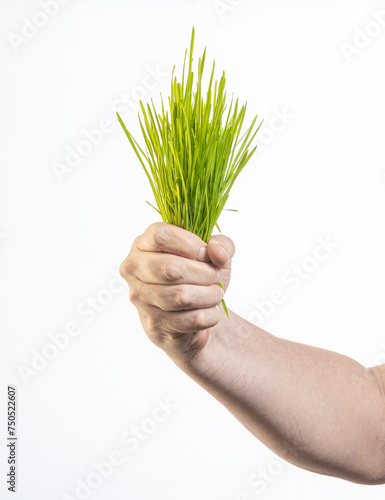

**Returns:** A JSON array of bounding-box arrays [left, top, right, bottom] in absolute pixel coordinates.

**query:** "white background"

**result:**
[[1, 0, 385, 499]]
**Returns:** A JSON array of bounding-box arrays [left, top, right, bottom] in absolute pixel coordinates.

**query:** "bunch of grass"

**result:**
[[117, 27, 262, 317]]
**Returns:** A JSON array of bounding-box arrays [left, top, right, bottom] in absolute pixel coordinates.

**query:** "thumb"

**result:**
[[206, 235, 235, 269]]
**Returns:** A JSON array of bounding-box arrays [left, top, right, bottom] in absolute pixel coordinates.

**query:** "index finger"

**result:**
[[137, 222, 210, 262]]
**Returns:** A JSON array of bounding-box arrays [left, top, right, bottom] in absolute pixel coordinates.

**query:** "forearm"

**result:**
[[174, 309, 385, 484]]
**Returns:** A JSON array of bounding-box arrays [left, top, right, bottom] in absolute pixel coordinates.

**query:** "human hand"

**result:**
[[119, 222, 235, 364]]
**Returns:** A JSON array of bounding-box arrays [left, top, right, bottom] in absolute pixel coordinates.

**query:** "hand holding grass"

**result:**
[[119, 222, 235, 362]]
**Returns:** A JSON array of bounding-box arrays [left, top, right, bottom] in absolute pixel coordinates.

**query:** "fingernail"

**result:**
[[213, 241, 229, 263], [197, 246, 207, 261]]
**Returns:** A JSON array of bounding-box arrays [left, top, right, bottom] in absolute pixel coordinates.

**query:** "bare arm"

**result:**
[[120, 222, 385, 485], [180, 310, 385, 484]]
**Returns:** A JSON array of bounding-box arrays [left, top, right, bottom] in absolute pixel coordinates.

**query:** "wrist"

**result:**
[[172, 307, 237, 381]]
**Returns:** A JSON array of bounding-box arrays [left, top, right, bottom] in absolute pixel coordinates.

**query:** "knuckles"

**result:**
[[147, 222, 170, 251], [146, 314, 162, 336], [128, 286, 140, 306], [119, 261, 127, 279], [121, 224, 225, 344], [193, 309, 209, 330], [119, 233, 146, 281], [119, 258, 135, 281], [172, 286, 192, 309], [160, 260, 183, 283]]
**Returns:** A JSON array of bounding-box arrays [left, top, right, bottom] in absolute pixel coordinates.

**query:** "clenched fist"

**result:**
[[119, 222, 235, 363]]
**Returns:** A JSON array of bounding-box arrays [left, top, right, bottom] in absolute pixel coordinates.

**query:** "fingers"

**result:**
[[130, 251, 222, 286], [120, 224, 235, 294], [139, 302, 221, 335], [130, 280, 224, 312], [137, 222, 211, 262], [119, 222, 234, 359]]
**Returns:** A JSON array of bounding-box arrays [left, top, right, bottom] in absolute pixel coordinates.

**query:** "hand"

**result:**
[[119, 222, 235, 363]]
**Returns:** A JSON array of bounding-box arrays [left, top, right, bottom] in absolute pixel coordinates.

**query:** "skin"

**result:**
[[120, 222, 385, 485]]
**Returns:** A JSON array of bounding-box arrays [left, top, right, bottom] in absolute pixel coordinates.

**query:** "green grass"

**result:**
[[117, 27, 262, 318]]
